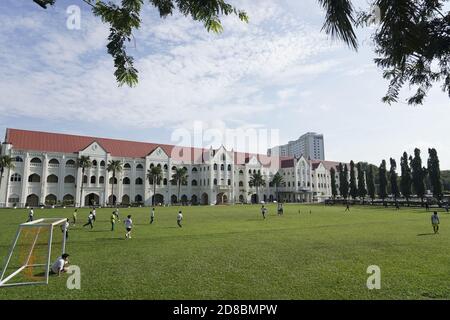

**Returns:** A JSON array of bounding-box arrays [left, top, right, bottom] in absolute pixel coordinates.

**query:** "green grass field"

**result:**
[[0, 204, 448, 300]]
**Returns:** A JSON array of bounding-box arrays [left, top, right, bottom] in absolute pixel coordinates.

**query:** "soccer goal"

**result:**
[[0, 218, 67, 287]]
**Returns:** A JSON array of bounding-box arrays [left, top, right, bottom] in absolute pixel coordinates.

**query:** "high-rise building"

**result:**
[[268, 132, 325, 160]]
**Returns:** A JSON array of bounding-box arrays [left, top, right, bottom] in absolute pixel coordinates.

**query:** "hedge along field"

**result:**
[[0, 204, 448, 300]]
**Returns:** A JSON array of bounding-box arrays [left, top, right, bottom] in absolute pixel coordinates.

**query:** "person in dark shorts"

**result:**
[[124, 215, 133, 239]]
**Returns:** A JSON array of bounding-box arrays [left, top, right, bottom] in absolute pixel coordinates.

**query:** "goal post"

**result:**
[[0, 218, 67, 287]]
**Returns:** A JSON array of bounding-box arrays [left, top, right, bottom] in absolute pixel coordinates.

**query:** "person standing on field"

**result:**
[[431, 211, 440, 234], [72, 209, 78, 225], [150, 207, 155, 224], [111, 211, 116, 231], [124, 215, 133, 239], [177, 210, 183, 228], [261, 205, 267, 219], [27, 208, 34, 222]]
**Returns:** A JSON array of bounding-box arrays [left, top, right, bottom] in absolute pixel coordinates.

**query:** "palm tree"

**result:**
[[147, 166, 162, 206], [171, 167, 188, 205], [0, 155, 15, 195], [249, 172, 265, 204], [107, 160, 123, 206], [77, 156, 91, 207], [271, 172, 284, 203]]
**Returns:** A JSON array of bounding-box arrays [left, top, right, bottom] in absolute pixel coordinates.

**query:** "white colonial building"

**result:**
[[0, 129, 350, 208]]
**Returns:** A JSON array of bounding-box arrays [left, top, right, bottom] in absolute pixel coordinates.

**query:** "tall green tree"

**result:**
[[378, 160, 388, 204], [427, 148, 443, 201], [147, 166, 162, 206], [77, 156, 92, 207], [367, 165, 376, 203], [171, 167, 188, 204], [107, 160, 123, 206], [0, 155, 15, 195], [330, 167, 338, 200], [357, 162, 367, 201], [389, 158, 400, 201], [249, 172, 266, 204], [400, 152, 412, 205], [349, 161, 358, 199], [270, 172, 284, 203], [410, 148, 426, 204], [339, 163, 349, 200]]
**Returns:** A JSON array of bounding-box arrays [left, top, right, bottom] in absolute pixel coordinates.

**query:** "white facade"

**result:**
[[0, 130, 346, 208]]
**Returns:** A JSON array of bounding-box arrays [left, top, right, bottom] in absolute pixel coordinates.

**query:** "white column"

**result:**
[[39, 154, 48, 205]]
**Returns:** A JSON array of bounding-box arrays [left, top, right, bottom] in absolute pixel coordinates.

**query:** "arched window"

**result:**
[[248, 170, 251, 174], [90, 176, 96, 184], [183, 167, 188, 171], [99, 176, 105, 184], [163, 164, 168, 170], [157, 163, 161, 168], [10, 173, 21, 182], [135, 194, 143, 203], [47, 174, 58, 183], [135, 177, 143, 185], [30, 157, 41, 164], [124, 163, 131, 169], [149, 163, 154, 168], [227, 179, 231, 186], [49, 158, 59, 165], [163, 178, 167, 185], [13, 156, 23, 162], [213, 164, 218, 170], [123, 177, 130, 185], [92, 160, 98, 167], [109, 177, 117, 184], [222, 154, 226, 161], [227, 164, 232, 171], [220, 164, 224, 171], [192, 179, 198, 186], [136, 164, 143, 169], [83, 175, 88, 184], [239, 181, 243, 187], [64, 175, 75, 183], [213, 179, 217, 186], [66, 159, 76, 166], [100, 160, 105, 167], [239, 170, 244, 174], [192, 167, 198, 172], [28, 174, 40, 183], [171, 166, 177, 171]]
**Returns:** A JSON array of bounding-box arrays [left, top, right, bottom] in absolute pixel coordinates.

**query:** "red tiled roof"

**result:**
[[4, 128, 281, 166]]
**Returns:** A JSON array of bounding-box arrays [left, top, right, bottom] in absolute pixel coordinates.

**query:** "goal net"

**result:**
[[0, 218, 67, 287]]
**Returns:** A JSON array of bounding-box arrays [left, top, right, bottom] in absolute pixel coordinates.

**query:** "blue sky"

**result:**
[[0, 0, 449, 169]]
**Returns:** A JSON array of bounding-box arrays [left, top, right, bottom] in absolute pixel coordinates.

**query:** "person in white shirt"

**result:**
[[83, 212, 94, 229], [124, 215, 133, 239], [92, 208, 97, 222], [177, 211, 183, 228], [27, 208, 34, 222], [51, 253, 69, 276], [431, 211, 440, 234], [150, 207, 155, 224], [61, 218, 70, 239]]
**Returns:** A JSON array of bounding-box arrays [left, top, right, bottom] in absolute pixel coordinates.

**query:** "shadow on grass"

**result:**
[[417, 233, 436, 236]]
